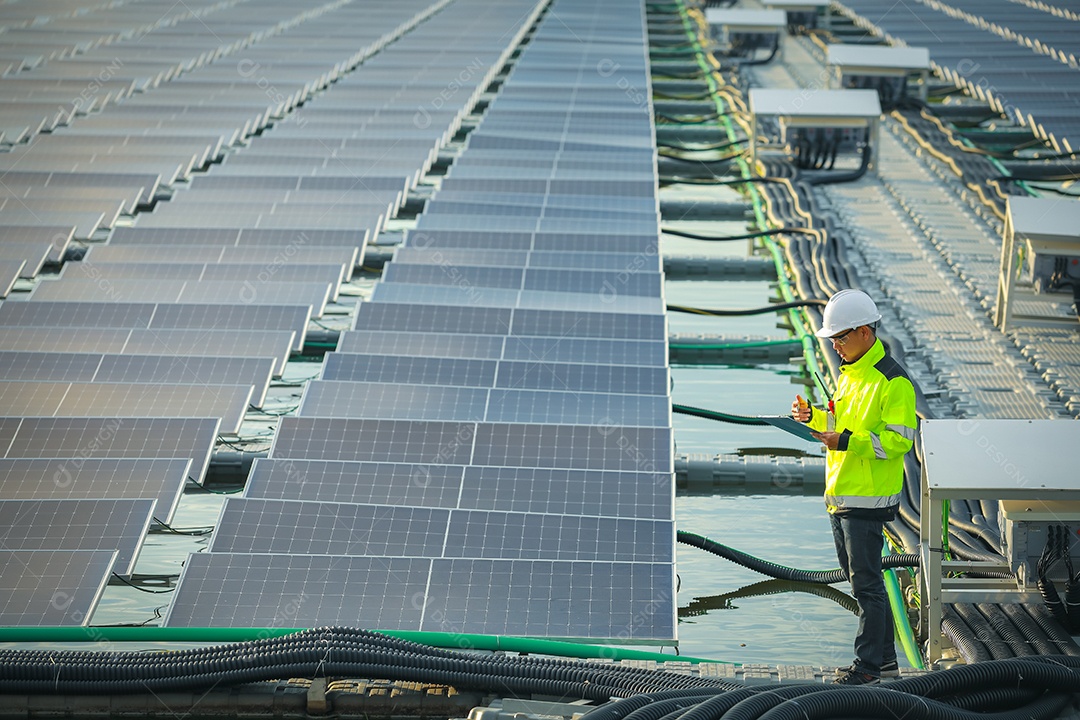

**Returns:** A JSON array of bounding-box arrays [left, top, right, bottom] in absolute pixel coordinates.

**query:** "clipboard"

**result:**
[[758, 415, 819, 443]]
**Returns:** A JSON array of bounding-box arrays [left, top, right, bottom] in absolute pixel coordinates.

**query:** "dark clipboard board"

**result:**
[[758, 415, 819, 443]]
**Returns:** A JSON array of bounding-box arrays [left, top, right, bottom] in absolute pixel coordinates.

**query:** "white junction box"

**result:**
[[1000, 500, 1080, 589]]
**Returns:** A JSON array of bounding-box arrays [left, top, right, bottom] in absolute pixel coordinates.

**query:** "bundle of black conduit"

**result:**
[[0, 626, 740, 696], [581, 655, 1080, 720]]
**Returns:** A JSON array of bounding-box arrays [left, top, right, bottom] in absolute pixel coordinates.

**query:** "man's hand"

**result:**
[[811, 430, 840, 450], [791, 395, 811, 422]]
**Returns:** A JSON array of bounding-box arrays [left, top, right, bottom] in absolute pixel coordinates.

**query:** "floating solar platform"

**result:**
[[0, 498, 155, 575], [0, 549, 115, 627], [0, 458, 191, 523]]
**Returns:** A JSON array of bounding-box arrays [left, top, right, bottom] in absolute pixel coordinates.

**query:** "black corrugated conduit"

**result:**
[[942, 607, 994, 664], [0, 627, 743, 696], [975, 603, 1038, 657], [677, 531, 918, 584], [587, 656, 1080, 720], [952, 603, 1014, 660]]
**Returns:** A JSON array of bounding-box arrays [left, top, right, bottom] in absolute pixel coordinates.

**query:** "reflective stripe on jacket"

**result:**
[[807, 338, 916, 515]]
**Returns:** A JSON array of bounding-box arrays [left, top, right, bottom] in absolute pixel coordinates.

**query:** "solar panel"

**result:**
[[209, 498, 451, 556], [420, 559, 674, 639], [0, 301, 157, 329], [0, 351, 102, 382], [501, 336, 668, 367], [0, 327, 133, 354], [148, 304, 311, 351], [494, 360, 668, 394], [381, 264, 525, 289], [54, 383, 253, 435], [0, 225, 75, 263], [271, 418, 476, 464], [245, 460, 670, 519], [321, 354, 497, 386], [298, 381, 488, 420], [245, 459, 464, 508], [0, 549, 115, 627], [0, 241, 50, 278], [0, 498, 155, 575], [124, 330, 296, 376], [29, 278, 186, 303], [335, 331, 505, 359], [163, 553, 676, 640], [444, 511, 672, 562], [0, 458, 191, 523], [84, 245, 359, 281], [512, 309, 666, 340], [1, 417, 220, 483], [352, 303, 512, 335], [370, 283, 522, 309], [271, 418, 672, 471], [485, 389, 668, 426], [164, 554, 432, 629], [0, 260, 24, 297], [459, 466, 671, 519], [94, 355, 275, 407]]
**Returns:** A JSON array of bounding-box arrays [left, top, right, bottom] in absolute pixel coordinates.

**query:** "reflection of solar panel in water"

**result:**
[[0, 549, 115, 626], [0, 458, 190, 523], [0, 498, 155, 575], [164, 554, 431, 628], [209, 498, 450, 556], [245, 459, 463, 508], [1, 417, 219, 483]]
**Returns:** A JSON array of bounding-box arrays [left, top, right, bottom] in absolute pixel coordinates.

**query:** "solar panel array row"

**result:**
[[838, 0, 1080, 149], [1, 0, 469, 627], [167, 0, 678, 642]]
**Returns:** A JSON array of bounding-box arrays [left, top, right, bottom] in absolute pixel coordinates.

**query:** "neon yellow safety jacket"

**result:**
[[806, 338, 917, 518]]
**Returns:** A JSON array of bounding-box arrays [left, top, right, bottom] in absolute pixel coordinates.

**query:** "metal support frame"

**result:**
[[825, 45, 931, 101], [994, 196, 1080, 333], [919, 419, 1080, 664], [747, 88, 882, 175]]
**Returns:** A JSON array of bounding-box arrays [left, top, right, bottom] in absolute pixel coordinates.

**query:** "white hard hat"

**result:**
[[815, 289, 882, 338]]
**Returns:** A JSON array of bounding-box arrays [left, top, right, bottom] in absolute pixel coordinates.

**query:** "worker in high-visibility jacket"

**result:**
[[791, 289, 917, 686]]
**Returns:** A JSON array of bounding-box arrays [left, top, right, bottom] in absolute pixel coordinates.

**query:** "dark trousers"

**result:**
[[830, 513, 897, 675]]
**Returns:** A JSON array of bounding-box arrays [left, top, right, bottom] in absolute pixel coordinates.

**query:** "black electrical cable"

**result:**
[[667, 299, 826, 316], [672, 404, 766, 425], [679, 579, 860, 617], [661, 227, 818, 242], [975, 603, 1037, 657], [677, 531, 918, 584]]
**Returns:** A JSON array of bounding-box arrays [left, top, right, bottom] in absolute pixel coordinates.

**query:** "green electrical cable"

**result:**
[[882, 544, 925, 669]]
